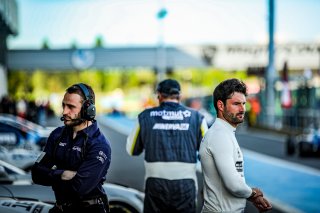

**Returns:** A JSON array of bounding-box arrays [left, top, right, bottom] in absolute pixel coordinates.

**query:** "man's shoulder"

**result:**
[[182, 105, 204, 116], [205, 122, 228, 139], [88, 133, 111, 154], [90, 129, 108, 144], [138, 106, 159, 117]]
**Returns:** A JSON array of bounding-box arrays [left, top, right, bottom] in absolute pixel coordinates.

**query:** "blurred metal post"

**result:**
[[318, 46, 320, 74], [0, 32, 8, 97], [156, 1, 168, 83], [265, 0, 276, 127]]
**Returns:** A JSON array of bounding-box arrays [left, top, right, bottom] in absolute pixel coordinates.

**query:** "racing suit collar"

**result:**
[[74, 120, 98, 138], [215, 118, 237, 133], [160, 101, 180, 107]]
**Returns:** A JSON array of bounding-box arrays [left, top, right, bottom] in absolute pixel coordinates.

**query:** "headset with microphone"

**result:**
[[61, 83, 96, 122], [77, 83, 96, 121]]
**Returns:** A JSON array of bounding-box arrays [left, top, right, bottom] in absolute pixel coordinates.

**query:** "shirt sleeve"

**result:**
[[126, 120, 144, 155], [31, 129, 64, 186], [210, 131, 252, 198]]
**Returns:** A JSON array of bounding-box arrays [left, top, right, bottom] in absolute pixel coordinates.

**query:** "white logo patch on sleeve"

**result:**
[[96, 151, 108, 164]]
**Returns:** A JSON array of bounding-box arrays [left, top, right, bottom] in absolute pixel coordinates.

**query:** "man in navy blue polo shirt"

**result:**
[[32, 83, 111, 213]]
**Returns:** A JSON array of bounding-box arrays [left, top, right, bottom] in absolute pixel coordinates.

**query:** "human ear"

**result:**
[[217, 100, 224, 111]]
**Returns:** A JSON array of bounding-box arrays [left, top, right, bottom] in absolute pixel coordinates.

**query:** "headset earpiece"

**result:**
[[76, 83, 96, 121]]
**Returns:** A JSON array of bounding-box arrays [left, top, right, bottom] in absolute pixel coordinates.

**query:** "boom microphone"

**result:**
[[60, 117, 83, 122]]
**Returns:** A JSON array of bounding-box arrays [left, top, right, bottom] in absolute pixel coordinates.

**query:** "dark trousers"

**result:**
[[49, 196, 109, 213], [144, 178, 196, 213]]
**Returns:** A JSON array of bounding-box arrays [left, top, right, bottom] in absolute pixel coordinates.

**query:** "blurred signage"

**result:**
[[71, 49, 95, 70], [201, 46, 217, 66]]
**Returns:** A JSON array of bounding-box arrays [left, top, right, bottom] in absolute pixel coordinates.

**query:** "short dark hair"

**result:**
[[66, 83, 95, 104], [213, 78, 247, 112]]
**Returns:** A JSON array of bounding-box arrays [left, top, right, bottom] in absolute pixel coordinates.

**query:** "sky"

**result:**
[[7, 0, 320, 49]]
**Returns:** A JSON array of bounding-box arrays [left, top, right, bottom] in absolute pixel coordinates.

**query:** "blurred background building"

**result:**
[[1, 0, 320, 132]]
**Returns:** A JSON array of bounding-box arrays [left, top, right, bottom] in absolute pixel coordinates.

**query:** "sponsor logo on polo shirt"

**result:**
[[153, 123, 189, 130], [150, 110, 191, 120]]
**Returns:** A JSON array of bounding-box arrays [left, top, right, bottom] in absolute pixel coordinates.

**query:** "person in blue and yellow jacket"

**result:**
[[32, 83, 111, 213], [127, 79, 208, 213]]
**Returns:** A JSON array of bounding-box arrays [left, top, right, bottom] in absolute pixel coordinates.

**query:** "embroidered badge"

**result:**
[[72, 146, 82, 152], [96, 156, 104, 163], [96, 151, 108, 164]]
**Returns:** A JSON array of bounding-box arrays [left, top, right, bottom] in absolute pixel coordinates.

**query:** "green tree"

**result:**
[[71, 40, 78, 49], [94, 35, 104, 48], [41, 38, 50, 49]]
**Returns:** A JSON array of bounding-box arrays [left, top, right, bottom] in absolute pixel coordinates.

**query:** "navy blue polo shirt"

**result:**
[[32, 121, 111, 203]]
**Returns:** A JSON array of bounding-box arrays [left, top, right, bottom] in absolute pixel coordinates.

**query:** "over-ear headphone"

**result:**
[[76, 83, 96, 121]]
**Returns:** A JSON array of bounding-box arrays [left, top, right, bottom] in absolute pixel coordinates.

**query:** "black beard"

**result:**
[[222, 109, 244, 125], [65, 114, 85, 127], [69, 118, 84, 127]]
